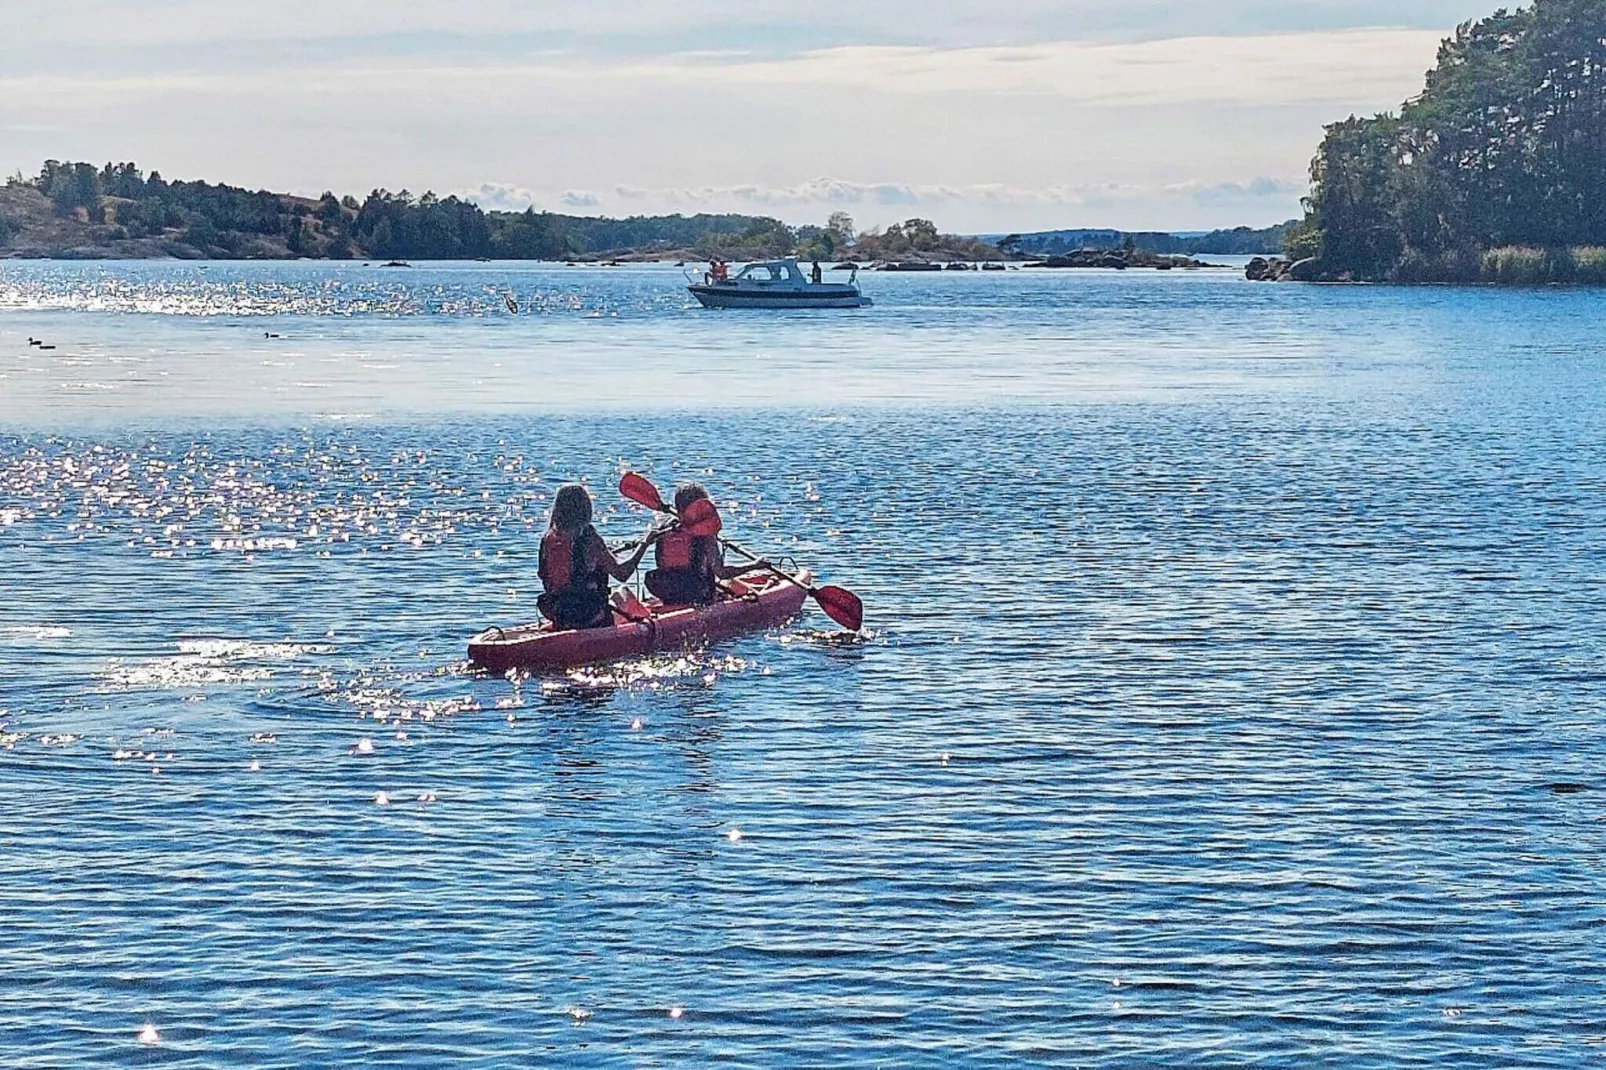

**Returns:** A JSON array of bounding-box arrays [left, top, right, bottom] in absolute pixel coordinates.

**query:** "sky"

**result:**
[[0, 2, 1493, 233]]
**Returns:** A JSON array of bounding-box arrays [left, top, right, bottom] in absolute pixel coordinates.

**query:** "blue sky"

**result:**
[[1, 2, 1491, 232]]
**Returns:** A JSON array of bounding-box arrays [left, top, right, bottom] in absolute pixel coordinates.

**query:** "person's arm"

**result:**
[[596, 526, 652, 582], [711, 540, 767, 580]]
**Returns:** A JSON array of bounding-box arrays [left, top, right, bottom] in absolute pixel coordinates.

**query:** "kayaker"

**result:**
[[644, 482, 760, 605], [538, 484, 652, 630]]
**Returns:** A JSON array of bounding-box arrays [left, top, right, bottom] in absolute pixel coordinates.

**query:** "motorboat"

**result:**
[[687, 259, 872, 309]]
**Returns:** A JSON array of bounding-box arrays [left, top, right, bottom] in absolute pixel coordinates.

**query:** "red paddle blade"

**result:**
[[813, 585, 863, 631], [681, 497, 722, 537], [681, 514, 721, 538], [619, 472, 666, 511]]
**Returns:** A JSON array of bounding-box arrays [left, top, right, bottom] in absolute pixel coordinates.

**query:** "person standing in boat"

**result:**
[[644, 483, 763, 605], [811, 261, 823, 285], [538, 484, 653, 630]]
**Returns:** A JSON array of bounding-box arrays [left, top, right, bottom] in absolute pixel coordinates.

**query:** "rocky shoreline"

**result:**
[[1027, 249, 1211, 270], [1245, 256, 1325, 282]]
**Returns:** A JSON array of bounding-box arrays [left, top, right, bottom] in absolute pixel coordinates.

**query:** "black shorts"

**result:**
[[538, 588, 611, 630], [645, 568, 715, 606]]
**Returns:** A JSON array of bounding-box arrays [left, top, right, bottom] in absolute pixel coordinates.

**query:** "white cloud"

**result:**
[[617, 29, 1442, 107], [446, 175, 1306, 231], [0, 26, 1443, 231], [456, 182, 540, 212], [1186, 177, 1305, 206], [3, 1, 1476, 53], [0, 28, 1439, 110]]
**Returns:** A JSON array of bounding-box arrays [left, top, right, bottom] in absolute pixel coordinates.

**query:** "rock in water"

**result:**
[[1286, 257, 1324, 282]]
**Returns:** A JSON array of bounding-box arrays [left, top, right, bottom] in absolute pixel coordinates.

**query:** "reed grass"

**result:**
[[1571, 246, 1606, 283], [1475, 245, 1606, 285], [1480, 246, 1547, 284]]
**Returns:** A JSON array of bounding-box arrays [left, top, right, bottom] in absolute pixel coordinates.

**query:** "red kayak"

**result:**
[[467, 570, 812, 673]]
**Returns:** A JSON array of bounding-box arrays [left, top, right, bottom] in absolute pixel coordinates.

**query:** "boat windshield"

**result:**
[[734, 262, 802, 283]]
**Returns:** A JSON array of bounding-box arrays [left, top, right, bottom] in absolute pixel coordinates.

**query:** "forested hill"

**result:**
[[1000, 222, 1294, 257], [1, 160, 1274, 264], [0, 162, 818, 261], [1289, 0, 1606, 283]]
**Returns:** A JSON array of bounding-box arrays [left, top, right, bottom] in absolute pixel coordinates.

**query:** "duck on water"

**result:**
[[687, 259, 873, 309]]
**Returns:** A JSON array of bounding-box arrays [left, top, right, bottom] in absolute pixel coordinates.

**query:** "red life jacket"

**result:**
[[655, 528, 696, 570], [540, 526, 604, 596], [649, 528, 718, 605], [655, 511, 719, 574]]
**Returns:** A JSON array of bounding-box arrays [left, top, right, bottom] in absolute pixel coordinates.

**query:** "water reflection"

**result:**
[[4, 269, 1606, 1064]]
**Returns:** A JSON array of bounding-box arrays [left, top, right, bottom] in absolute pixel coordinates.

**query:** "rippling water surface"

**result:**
[[2, 262, 1604, 1066]]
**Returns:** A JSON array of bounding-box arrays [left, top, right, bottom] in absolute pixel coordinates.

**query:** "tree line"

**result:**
[[1003, 223, 1294, 257], [6, 162, 994, 262], [1292, 0, 1606, 282]]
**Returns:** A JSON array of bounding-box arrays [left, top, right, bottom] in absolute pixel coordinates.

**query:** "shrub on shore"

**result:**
[[1477, 246, 1606, 286], [1275, 244, 1606, 285], [1392, 247, 1479, 284], [1572, 247, 1606, 284], [1480, 247, 1547, 285]]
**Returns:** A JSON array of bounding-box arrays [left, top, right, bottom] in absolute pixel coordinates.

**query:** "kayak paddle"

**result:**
[[618, 472, 864, 632], [619, 472, 669, 512], [719, 537, 864, 632], [611, 503, 719, 552], [618, 473, 720, 535]]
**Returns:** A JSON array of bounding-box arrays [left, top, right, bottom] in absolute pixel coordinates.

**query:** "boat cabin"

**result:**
[[731, 261, 808, 285]]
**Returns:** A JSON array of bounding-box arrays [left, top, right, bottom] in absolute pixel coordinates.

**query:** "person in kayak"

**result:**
[[538, 484, 652, 630], [644, 482, 761, 605]]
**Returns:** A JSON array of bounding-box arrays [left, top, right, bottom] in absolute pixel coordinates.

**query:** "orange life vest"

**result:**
[[648, 528, 718, 605], [540, 526, 604, 596], [655, 528, 697, 570], [655, 501, 720, 573]]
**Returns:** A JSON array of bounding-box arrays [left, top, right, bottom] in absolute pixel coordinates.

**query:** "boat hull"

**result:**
[[467, 571, 812, 673], [688, 285, 871, 309]]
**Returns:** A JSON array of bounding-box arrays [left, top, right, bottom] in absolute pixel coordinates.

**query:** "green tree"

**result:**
[[38, 160, 104, 218], [826, 210, 855, 245], [1298, 0, 1606, 279]]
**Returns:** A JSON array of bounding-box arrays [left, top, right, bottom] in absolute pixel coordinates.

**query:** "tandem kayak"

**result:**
[[467, 570, 812, 673]]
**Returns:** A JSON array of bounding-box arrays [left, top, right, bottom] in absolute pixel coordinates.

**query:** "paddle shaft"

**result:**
[[718, 537, 862, 630], [719, 538, 809, 591], [619, 471, 861, 629]]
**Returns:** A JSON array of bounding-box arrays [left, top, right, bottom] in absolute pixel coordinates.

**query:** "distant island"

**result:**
[[1269, 0, 1606, 284], [0, 165, 1009, 263], [0, 162, 1272, 266], [999, 223, 1293, 258], [0, 164, 822, 262]]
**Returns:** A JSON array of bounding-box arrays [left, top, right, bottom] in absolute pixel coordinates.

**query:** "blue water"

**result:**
[[2, 262, 1604, 1066]]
